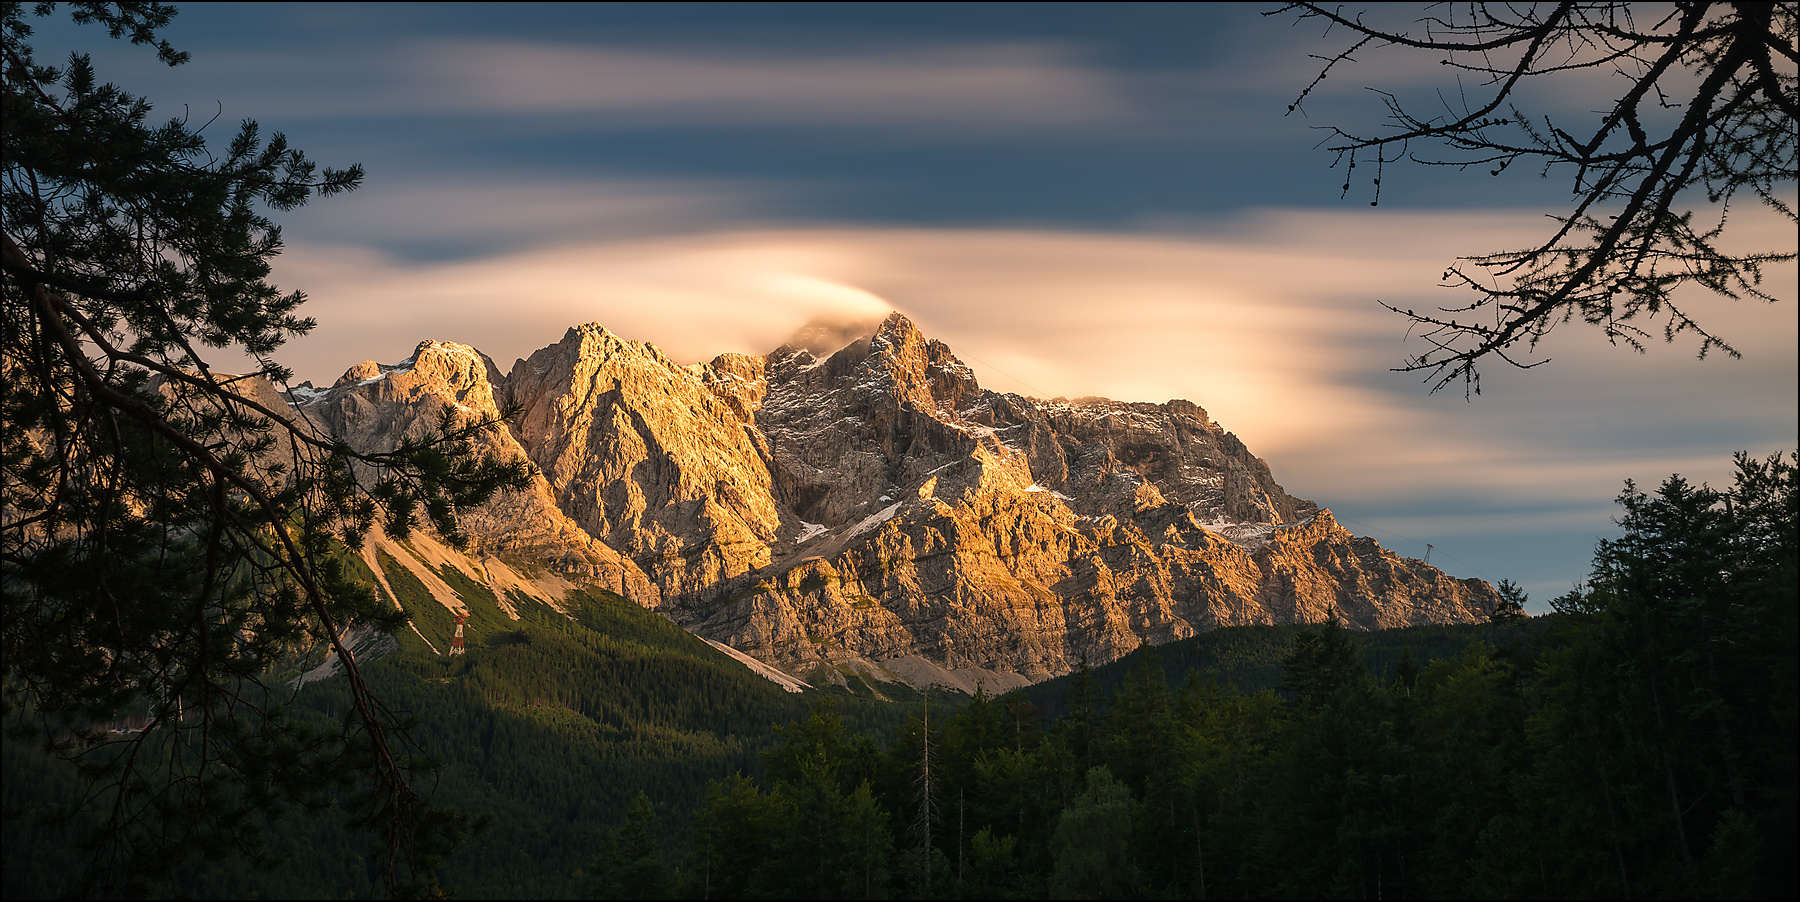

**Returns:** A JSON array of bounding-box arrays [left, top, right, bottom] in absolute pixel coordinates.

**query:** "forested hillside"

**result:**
[[0, 555, 1526, 898], [1015, 618, 1539, 719], [2, 548, 913, 899], [5, 455, 1792, 899], [617, 455, 1797, 900]]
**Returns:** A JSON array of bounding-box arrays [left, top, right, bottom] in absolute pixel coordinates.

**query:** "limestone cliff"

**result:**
[[292, 315, 1498, 689], [662, 314, 1492, 685], [293, 339, 659, 605], [503, 325, 783, 598]]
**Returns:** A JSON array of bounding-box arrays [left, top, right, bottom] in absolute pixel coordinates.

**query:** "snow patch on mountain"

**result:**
[[842, 501, 903, 540], [286, 383, 330, 406]]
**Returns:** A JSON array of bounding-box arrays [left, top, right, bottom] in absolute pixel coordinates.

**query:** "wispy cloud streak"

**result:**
[[265, 208, 1795, 536], [173, 38, 1139, 132]]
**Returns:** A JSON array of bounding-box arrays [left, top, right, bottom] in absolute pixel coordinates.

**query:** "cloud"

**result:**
[[418, 39, 1134, 126], [243, 205, 1793, 602], [167, 38, 1139, 133], [276, 174, 781, 258], [266, 205, 1794, 477], [270, 234, 896, 378]]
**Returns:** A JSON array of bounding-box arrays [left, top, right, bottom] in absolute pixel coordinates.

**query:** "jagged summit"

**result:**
[[294, 315, 1496, 690]]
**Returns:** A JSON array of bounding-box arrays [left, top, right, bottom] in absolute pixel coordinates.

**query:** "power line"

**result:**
[[1329, 511, 1491, 580], [952, 346, 1053, 400]]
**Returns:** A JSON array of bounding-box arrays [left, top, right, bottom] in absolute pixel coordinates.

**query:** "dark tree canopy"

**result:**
[[1277, 2, 1798, 394], [1, 2, 527, 894]]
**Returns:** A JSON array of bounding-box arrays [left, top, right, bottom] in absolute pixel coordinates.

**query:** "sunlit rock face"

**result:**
[[301, 315, 1496, 688], [294, 338, 660, 605], [504, 324, 783, 599], [670, 312, 1492, 684]]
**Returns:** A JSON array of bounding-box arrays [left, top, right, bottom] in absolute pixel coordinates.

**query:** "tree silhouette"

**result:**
[[1, 3, 527, 893], [1276, 2, 1797, 395]]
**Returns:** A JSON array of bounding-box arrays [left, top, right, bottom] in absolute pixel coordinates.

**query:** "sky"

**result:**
[[29, 3, 1797, 611]]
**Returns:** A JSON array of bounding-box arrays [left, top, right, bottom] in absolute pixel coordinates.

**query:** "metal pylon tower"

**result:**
[[450, 613, 468, 656]]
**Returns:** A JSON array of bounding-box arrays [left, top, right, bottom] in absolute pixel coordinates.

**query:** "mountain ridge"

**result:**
[[285, 311, 1497, 690]]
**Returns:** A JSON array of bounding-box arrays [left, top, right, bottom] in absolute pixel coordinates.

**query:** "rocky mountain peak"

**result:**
[[301, 338, 525, 419], [304, 340, 505, 450], [294, 336, 661, 603], [300, 315, 1498, 690], [863, 312, 982, 418], [561, 321, 622, 353], [504, 323, 784, 597]]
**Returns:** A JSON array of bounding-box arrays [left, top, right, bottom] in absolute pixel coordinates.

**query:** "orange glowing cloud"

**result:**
[[264, 207, 1795, 522]]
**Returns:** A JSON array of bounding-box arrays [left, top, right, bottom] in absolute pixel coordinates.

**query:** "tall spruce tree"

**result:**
[[592, 793, 674, 901], [906, 690, 940, 895], [1542, 452, 1796, 895], [1, 3, 527, 894]]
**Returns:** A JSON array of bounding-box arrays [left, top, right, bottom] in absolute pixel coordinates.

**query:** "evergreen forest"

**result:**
[[3, 453, 1793, 899]]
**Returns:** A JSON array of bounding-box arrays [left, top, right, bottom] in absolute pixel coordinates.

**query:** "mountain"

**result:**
[[287, 313, 1497, 691]]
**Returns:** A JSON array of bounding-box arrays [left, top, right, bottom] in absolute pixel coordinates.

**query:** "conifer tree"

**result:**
[[906, 689, 939, 895], [1491, 579, 1529, 622], [1392, 647, 1421, 694], [1278, 610, 1368, 705], [1, 3, 527, 893], [1063, 655, 1100, 773], [1049, 766, 1138, 898], [1529, 452, 1797, 896], [592, 793, 673, 900]]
